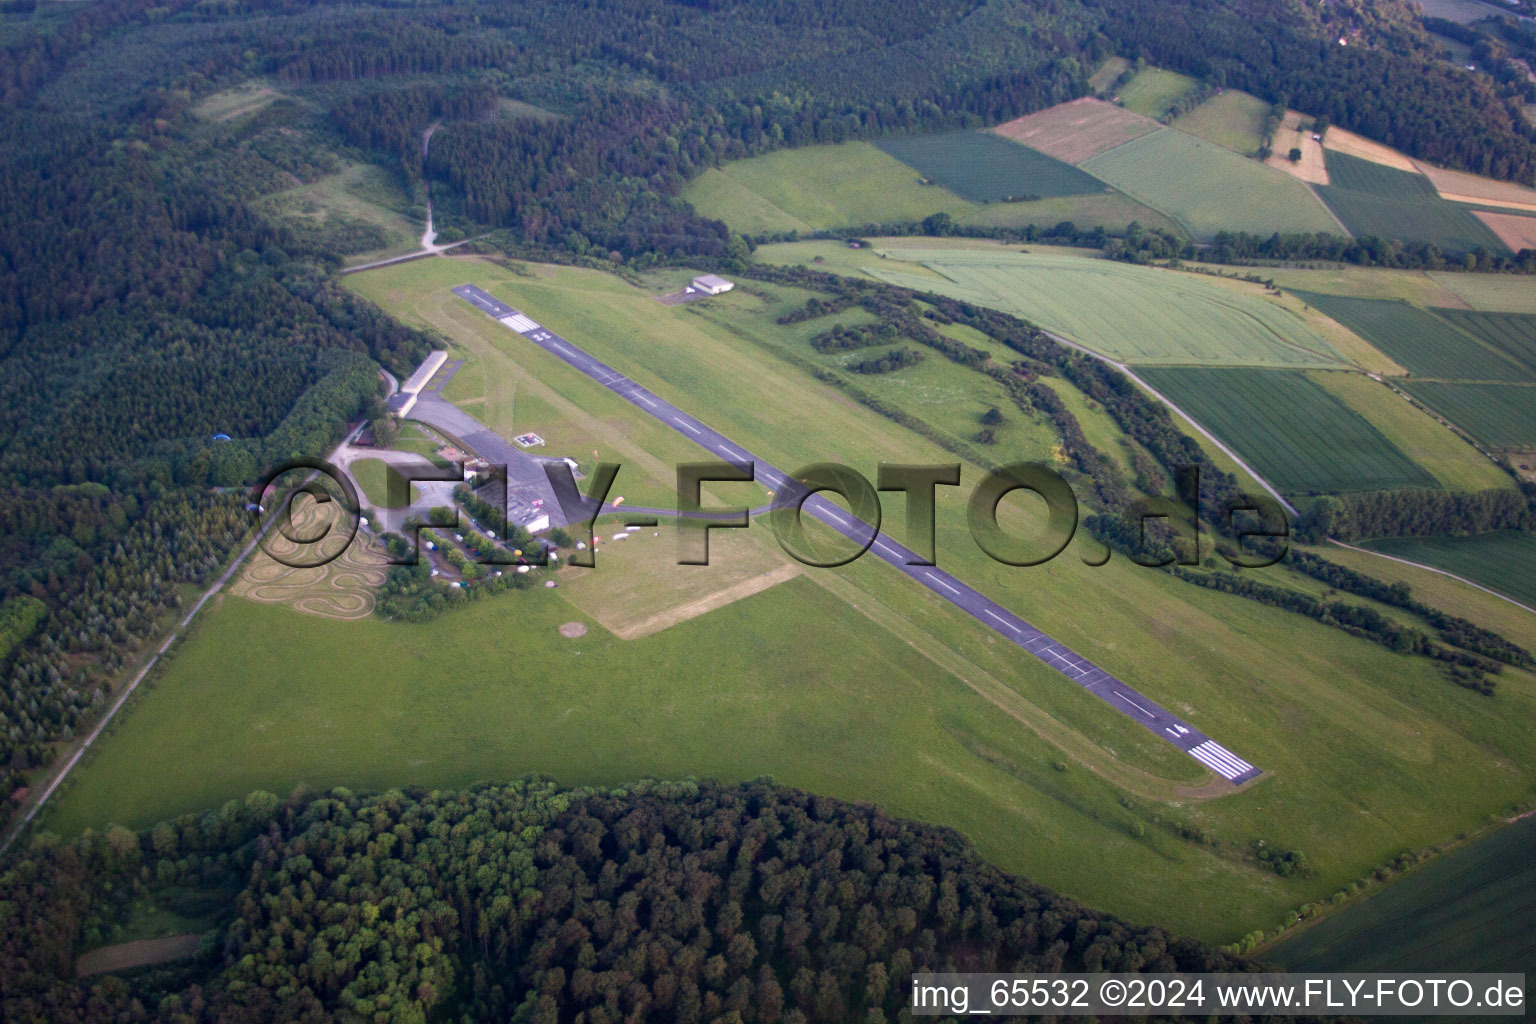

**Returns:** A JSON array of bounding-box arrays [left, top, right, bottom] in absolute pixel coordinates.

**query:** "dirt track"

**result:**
[[229, 498, 388, 620]]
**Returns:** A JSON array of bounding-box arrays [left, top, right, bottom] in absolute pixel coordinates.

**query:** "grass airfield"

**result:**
[[42, 253, 1536, 945]]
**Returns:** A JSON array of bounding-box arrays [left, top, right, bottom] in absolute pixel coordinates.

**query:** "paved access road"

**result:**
[[453, 284, 1261, 785]]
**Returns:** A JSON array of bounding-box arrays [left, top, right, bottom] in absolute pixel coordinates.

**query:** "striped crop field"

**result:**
[[1315, 150, 1510, 254], [865, 248, 1347, 367], [1134, 367, 1437, 495], [1292, 292, 1530, 381], [1081, 129, 1343, 239], [1398, 381, 1536, 448], [1427, 308, 1536, 378], [1272, 811, 1536, 974], [875, 130, 1107, 202], [1360, 532, 1536, 609]]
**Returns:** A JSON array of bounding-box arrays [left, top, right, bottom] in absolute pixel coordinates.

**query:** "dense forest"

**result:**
[[0, 779, 1286, 1022]]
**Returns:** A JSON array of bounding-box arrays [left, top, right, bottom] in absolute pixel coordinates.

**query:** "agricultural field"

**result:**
[[1204, 263, 1467, 306], [1113, 67, 1199, 119], [863, 248, 1350, 367], [1081, 128, 1344, 238], [1170, 89, 1269, 156], [1290, 291, 1531, 381], [1322, 126, 1419, 173], [1399, 381, 1536, 448], [1474, 210, 1536, 253], [1264, 110, 1329, 185], [1429, 271, 1536, 313], [1270, 811, 1536, 973], [1429, 308, 1536, 376], [1414, 0, 1516, 23], [1132, 367, 1437, 495], [686, 135, 1169, 236], [992, 98, 1160, 163], [1315, 150, 1510, 254], [875, 130, 1108, 202], [43, 254, 1536, 947], [1359, 532, 1536, 609], [1308, 371, 1513, 493], [1414, 160, 1536, 212], [680, 141, 975, 231]]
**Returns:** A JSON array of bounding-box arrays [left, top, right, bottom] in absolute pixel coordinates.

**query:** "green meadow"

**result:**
[[875, 130, 1107, 201], [862, 247, 1348, 367], [682, 142, 976, 231]]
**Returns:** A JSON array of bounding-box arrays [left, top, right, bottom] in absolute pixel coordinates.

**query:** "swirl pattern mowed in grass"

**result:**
[[230, 498, 387, 620]]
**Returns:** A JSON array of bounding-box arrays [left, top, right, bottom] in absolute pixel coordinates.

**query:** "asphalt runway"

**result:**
[[452, 284, 1261, 785]]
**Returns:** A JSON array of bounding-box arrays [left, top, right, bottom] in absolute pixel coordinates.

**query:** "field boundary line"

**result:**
[[1305, 181, 1353, 237], [1326, 539, 1536, 616]]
